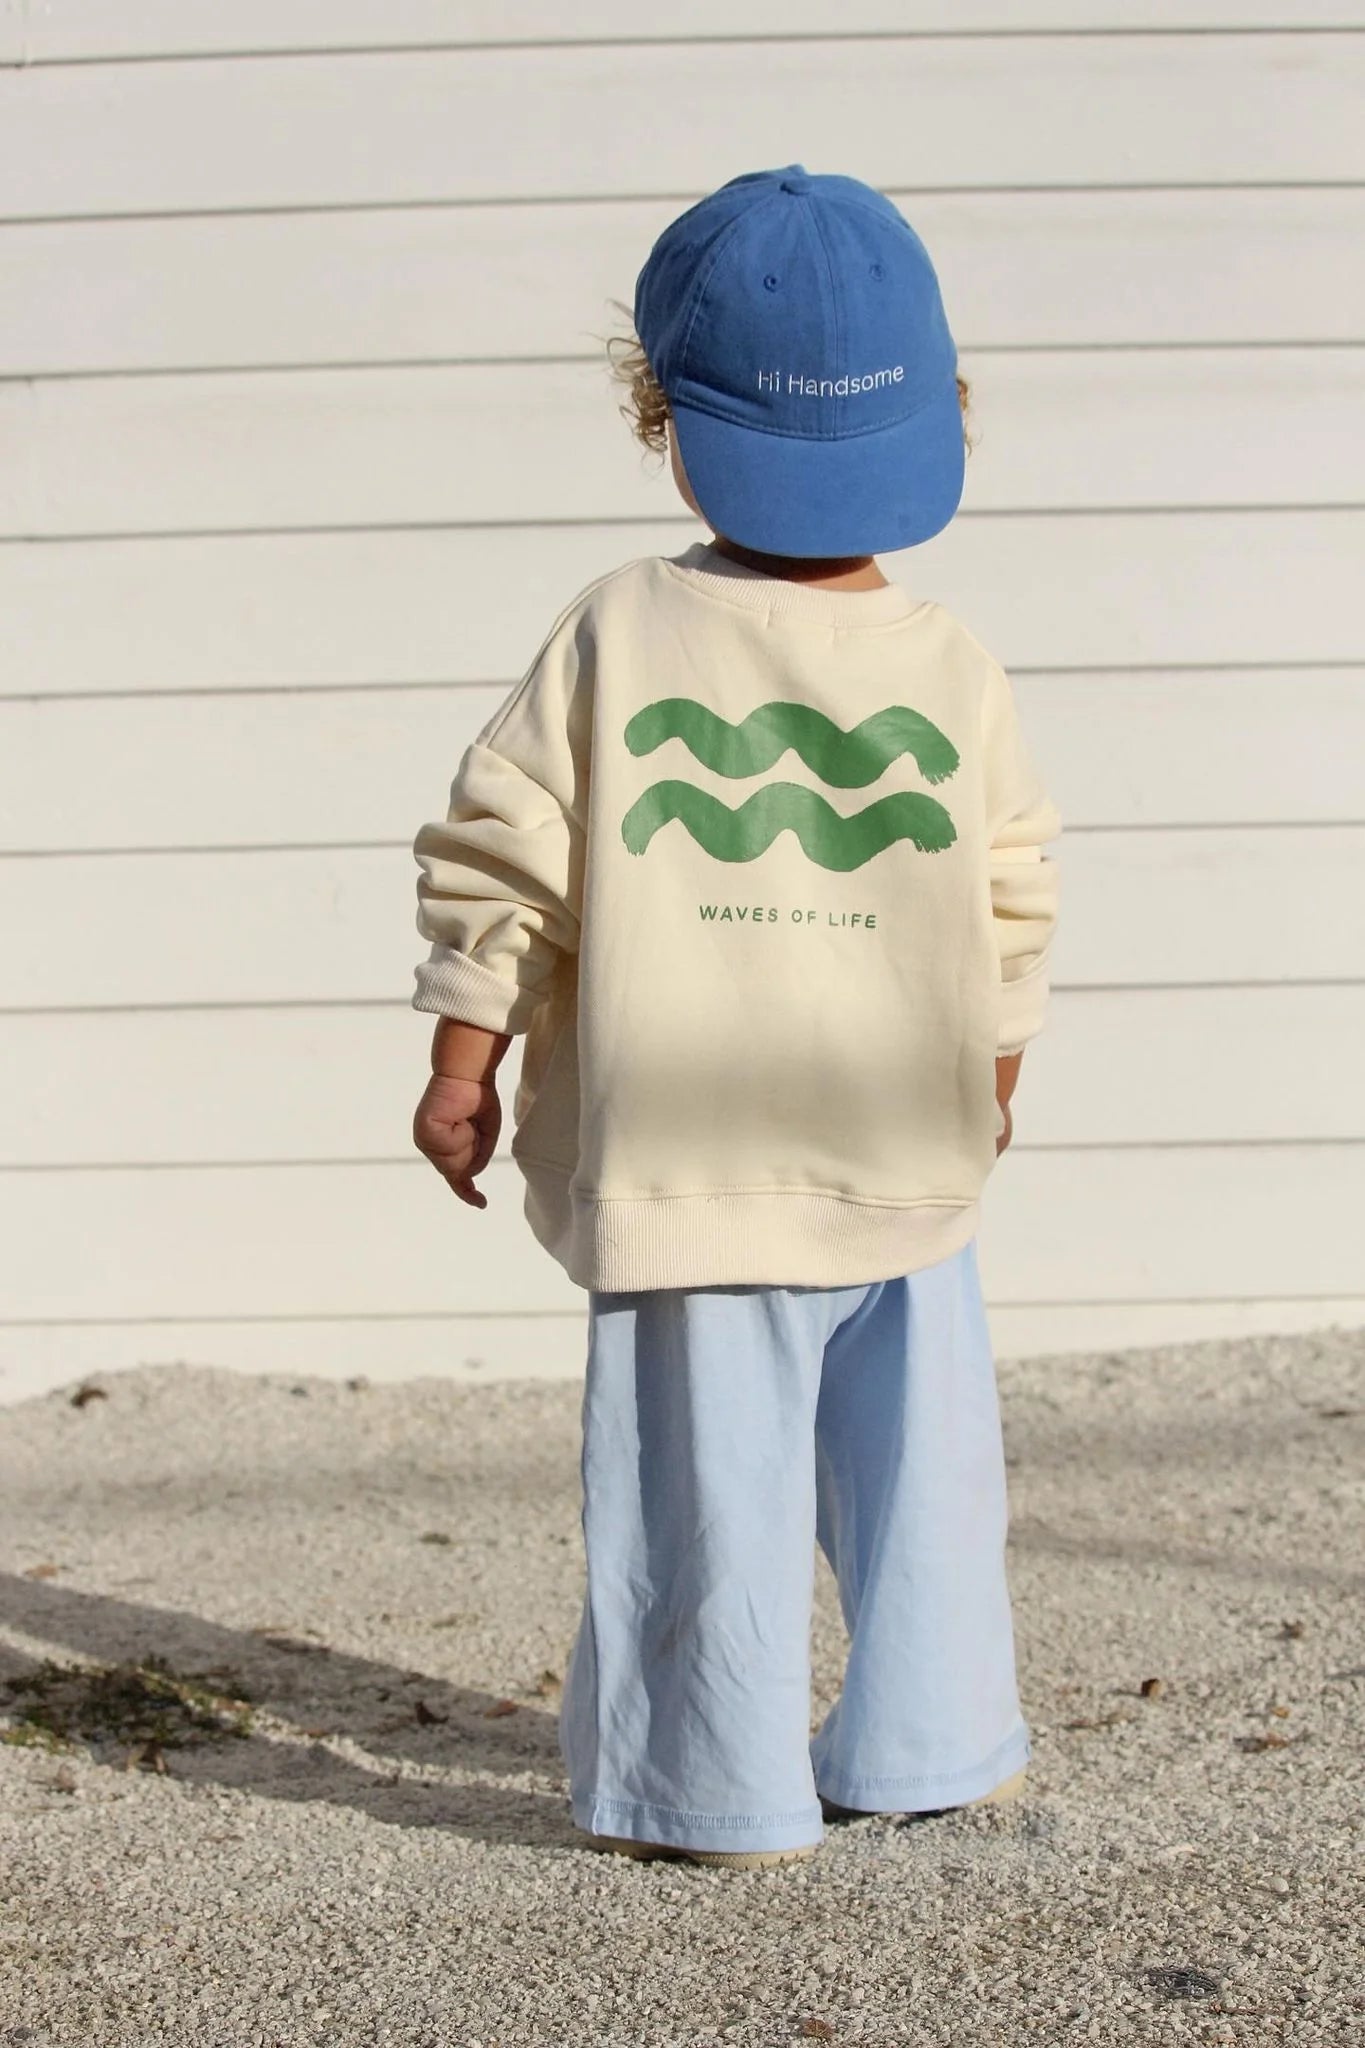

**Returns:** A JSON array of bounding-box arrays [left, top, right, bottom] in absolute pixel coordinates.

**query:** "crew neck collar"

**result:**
[[662, 539, 921, 626]]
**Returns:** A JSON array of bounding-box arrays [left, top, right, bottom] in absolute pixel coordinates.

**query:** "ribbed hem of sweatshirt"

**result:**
[[662, 540, 925, 628], [520, 1170, 983, 1292]]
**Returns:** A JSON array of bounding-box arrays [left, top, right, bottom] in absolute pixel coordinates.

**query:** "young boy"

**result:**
[[409, 166, 1062, 1870]]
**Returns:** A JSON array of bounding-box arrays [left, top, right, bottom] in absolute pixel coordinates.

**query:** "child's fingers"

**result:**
[[414, 1116, 475, 1171], [443, 1146, 488, 1208], [413, 1076, 499, 1209], [465, 1109, 501, 1179], [455, 1116, 499, 1205], [417, 1116, 493, 1206], [413, 1076, 487, 1148]]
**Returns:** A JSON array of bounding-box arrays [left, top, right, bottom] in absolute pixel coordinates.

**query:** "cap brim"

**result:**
[[669, 379, 966, 557]]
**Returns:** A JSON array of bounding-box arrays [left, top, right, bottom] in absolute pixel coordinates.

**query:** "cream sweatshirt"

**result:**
[[410, 539, 1062, 1292]]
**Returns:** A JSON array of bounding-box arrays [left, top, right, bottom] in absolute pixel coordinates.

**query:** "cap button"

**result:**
[[779, 171, 812, 195]]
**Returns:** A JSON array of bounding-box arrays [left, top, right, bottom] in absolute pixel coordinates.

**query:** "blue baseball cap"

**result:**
[[633, 164, 964, 558]]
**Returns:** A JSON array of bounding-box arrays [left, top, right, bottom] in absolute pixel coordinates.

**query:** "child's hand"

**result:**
[[412, 1072, 502, 1209], [995, 1049, 1021, 1158]]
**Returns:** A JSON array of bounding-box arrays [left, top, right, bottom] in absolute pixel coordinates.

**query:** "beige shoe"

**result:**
[[820, 1765, 1028, 1824], [577, 1829, 820, 1868]]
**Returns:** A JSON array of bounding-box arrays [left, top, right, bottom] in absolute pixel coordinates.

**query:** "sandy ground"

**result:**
[[1, 1326, 1362, 2048]]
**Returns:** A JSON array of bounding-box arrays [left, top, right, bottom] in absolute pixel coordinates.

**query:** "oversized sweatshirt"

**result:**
[[410, 539, 1062, 1293]]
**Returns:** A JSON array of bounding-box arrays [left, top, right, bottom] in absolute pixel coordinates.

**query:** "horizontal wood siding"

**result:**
[[1, 15, 1361, 1398]]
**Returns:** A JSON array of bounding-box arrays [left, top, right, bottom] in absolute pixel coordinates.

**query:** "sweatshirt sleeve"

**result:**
[[980, 657, 1064, 1055], [409, 606, 590, 1035]]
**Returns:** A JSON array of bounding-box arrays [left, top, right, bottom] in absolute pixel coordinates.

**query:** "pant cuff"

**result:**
[[572, 1791, 825, 1856], [814, 1720, 1031, 1813]]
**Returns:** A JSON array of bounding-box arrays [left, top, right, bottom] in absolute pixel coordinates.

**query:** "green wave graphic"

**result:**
[[623, 699, 959, 788], [621, 780, 957, 870]]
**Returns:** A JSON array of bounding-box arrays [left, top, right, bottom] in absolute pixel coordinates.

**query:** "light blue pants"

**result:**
[[559, 1237, 1030, 1856]]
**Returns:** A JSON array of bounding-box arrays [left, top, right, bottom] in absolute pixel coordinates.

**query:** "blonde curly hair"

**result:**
[[601, 296, 976, 461]]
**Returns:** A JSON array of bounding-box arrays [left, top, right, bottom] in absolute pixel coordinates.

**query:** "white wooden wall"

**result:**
[[2, 3, 1363, 1402]]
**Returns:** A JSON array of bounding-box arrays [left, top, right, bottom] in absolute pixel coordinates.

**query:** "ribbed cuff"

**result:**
[[411, 946, 525, 1033]]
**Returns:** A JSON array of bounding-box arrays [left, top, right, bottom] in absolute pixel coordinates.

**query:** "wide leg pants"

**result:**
[[558, 1237, 1030, 1856]]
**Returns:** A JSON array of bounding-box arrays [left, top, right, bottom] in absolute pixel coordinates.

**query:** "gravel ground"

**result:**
[[1, 1326, 1362, 2047]]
